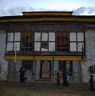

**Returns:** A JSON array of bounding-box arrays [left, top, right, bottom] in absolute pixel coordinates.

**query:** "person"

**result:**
[[89, 75, 94, 91], [19, 67, 26, 83], [56, 72, 61, 87], [62, 68, 69, 87]]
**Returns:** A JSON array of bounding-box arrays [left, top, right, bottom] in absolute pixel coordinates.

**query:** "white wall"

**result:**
[[0, 30, 8, 81], [81, 30, 95, 82]]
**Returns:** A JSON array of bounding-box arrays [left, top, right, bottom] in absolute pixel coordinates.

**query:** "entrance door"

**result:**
[[40, 60, 51, 79]]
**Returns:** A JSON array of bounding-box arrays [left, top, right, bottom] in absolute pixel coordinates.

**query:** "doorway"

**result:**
[[40, 60, 51, 79], [59, 61, 73, 82], [59, 61, 72, 75]]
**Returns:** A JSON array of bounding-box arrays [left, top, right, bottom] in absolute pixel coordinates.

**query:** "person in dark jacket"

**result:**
[[19, 67, 26, 83], [89, 75, 94, 91], [62, 68, 69, 86]]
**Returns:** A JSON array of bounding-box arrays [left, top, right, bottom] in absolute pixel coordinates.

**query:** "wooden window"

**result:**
[[70, 32, 84, 52], [20, 32, 33, 53], [6, 32, 20, 52], [34, 32, 55, 52], [56, 32, 69, 52]]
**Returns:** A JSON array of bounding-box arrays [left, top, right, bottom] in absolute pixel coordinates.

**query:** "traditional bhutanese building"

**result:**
[[0, 11, 95, 83]]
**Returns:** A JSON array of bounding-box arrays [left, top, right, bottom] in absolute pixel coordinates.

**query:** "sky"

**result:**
[[0, 0, 95, 16]]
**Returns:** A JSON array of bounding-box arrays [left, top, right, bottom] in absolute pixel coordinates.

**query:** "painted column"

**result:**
[[31, 60, 36, 80], [15, 60, 22, 82], [7, 60, 22, 82], [35, 60, 40, 80], [7, 61, 16, 81], [51, 60, 54, 80], [53, 60, 59, 81], [73, 61, 81, 82]]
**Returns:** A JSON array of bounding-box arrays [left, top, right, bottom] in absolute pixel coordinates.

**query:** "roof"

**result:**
[[0, 11, 95, 23], [22, 11, 73, 16]]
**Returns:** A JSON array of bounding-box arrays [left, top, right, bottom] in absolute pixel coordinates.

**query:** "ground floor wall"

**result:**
[[81, 30, 95, 82], [6, 60, 82, 83], [0, 31, 8, 81], [1, 30, 95, 83]]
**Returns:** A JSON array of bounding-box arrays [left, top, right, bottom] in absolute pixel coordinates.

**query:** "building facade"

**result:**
[[0, 11, 95, 82]]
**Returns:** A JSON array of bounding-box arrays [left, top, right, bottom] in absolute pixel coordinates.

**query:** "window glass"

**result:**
[[77, 33, 84, 41], [14, 33, 20, 41], [49, 32, 55, 41], [7, 42, 13, 51], [70, 43, 76, 51], [49, 42, 55, 51], [70, 33, 76, 41], [42, 32, 48, 41], [41, 41, 48, 51], [8, 33, 13, 41], [35, 32, 41, 41], [14, 42, 20, 51], [78, 43, 84, 52], [34, 42, 40, 51]]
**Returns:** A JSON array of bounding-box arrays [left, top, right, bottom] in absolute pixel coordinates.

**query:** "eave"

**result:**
[[0, 16, 95, 23]]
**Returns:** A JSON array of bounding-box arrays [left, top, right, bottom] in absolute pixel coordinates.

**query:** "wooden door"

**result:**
[[41, 61, 51, 79]]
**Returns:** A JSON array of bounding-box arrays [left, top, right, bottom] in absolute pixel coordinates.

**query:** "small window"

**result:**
[[78, 43, 84, 52], [35, 32, 41, 41], [14, 33, 20, 41], [70, 33, 76, 41], [70, 43, 76, 51], [34, 42, 41, 51], [42, 33, 48, 41], [49, 42, 55, 51], [7, 42, 13, 51], [7, 33, 13, 41], [77, 33, 84, 41], [49, 32, 55, 41], [14, 42, 20, 51]]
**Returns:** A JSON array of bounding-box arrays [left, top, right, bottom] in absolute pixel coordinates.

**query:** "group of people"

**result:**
[[56, 69, 69, 87], [19, 67, 94, 91], [19, 67, 35, 83], [56, 70, 95, 91]]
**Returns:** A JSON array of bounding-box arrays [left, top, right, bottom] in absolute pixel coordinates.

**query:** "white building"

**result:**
[[0, 11, 95, 83]]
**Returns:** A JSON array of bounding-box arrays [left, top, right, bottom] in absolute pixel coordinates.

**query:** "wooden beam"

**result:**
[[4, 55, 86, 61]]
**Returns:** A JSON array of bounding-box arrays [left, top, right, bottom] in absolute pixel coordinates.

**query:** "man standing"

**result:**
[[89, 75, 94, 91], [19, 67, 26, 83], [62, 68, 69, 87]]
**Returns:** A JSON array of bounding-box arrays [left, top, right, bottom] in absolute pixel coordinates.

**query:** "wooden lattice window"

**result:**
[[56, 32, 69, 52], [21, 32, 33, 53]]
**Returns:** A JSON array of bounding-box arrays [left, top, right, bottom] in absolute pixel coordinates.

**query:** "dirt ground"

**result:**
[[0, 82, 95, 96]]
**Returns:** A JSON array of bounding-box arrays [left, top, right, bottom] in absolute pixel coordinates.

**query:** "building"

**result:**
[[0, 11, 95, 82]]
